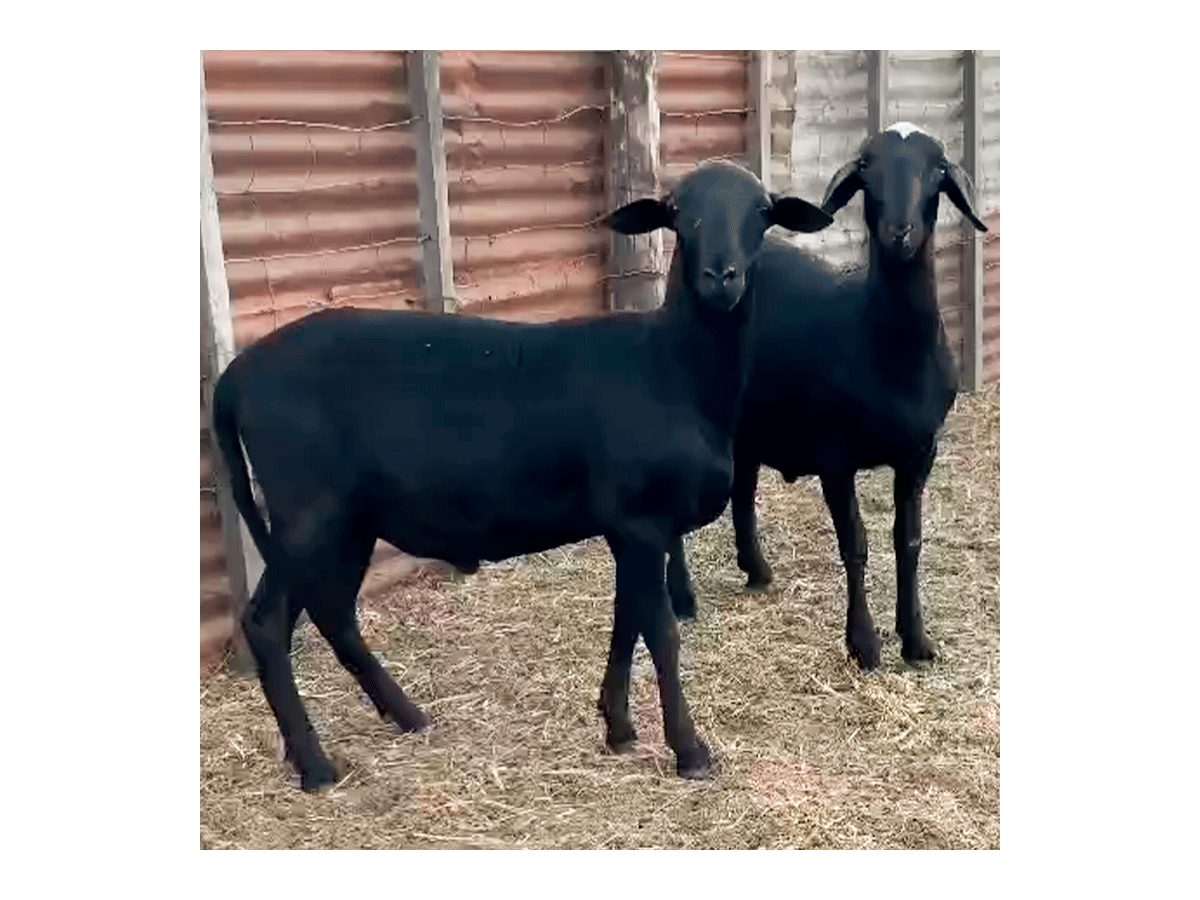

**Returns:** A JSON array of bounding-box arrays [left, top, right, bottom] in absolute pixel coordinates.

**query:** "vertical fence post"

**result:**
[[961, 50, 985, 392], [605, 51, 659, 689], [408, 50, 457, 314], [200, 67, 257, 673], [606, 50, 664, 312], [748, 50, 773, 193], [787, 52, 805, 192], [867, 50, 889, 135]]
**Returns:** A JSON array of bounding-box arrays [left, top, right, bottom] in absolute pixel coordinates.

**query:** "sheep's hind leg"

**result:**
[[732, 458, 772, 589], [666, 534, 697, 619], [598, 536, 640, 752]]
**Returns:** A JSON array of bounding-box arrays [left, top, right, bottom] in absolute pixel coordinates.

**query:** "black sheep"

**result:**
[[667, 124, 988, 670]]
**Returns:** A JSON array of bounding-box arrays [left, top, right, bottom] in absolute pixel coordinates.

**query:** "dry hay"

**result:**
[[200, 385, 999, 849]]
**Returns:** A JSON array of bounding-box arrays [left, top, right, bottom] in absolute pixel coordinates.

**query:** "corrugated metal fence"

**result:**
[[201, 50, 1000, 670], [201, 51, 426, 669], [658, 51, 750, 264], [440, 51, 610, 322], [768, 50, 1000, 380]]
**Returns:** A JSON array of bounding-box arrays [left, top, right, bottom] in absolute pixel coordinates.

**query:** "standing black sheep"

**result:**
[[666, 123, 989, 670], [212, 160, 832, 791]]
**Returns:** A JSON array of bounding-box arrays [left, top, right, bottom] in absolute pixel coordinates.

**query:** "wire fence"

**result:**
[[201, 49, 1000, 666], [204, 50, 996, 337]]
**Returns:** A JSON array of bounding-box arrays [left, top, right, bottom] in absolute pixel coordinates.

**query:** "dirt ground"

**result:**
[[200, 385, 999, 849]]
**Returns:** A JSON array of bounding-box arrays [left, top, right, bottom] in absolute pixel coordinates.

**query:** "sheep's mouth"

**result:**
[[698, 290, 744, 312], [886, 236, 919, 262], [696, 279, 747, 312]]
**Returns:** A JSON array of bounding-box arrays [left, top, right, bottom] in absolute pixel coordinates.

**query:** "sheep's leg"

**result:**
[[820, 472, 881, 670], [602, 535, 712, 778], [665, 534, 697, 619], [894, 456, 937, 663], [598, 538, 640, 753], [303, 530, 430, 734], [732, 457, 772, 589], [634, 547, 713, 779], [241, 563, 339, 792]]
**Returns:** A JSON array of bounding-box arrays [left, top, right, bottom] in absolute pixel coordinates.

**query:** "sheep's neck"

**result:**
[[660, 249, 754, 436], [864, 238, 948, 383]]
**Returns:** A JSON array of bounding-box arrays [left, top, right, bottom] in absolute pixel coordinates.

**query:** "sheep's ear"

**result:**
[[941, 162, 988, 232], [820, 158, 863, 215], [601, 198, 674, 235], [768, 194, 834, 233]]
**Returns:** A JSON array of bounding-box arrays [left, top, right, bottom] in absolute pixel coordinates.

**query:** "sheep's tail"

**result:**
[[211, 375, 278, 573]]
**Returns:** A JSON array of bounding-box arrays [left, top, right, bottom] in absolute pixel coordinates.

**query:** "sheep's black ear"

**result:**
[[768, 194, 834, 233], [821, 158, 863, 215], [601, 198, 674, 235], [941, 162, 988, 232]]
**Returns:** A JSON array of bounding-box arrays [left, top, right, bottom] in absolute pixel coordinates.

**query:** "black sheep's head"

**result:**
[[603, 160, 833, 311], [822, 123, 988, 264]]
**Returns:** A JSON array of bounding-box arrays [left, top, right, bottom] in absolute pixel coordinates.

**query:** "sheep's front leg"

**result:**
[[601, 535, 713, 778], [820, 471, 881, 670], [894, 454, 937, 663]]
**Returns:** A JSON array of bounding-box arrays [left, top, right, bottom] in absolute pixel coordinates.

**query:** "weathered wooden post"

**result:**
[[747, 51, 773, 192], [407, 50, 458, 314], [200, 67, 257, 673], [787, 52, 805, 192], [867, 50, 889, 136], [606, 50, 664, 312], [961, 49, 985, 392]]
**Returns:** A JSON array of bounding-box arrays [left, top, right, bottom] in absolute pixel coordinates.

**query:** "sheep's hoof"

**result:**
[[606, 737, 638, 755], [298, 755, 346, 793], [670, 592, 697, 620], [847, 625, 883, 671], [604, 725, 638, 755], [676, 740, 715, 780], [740, 558, 773, 591], [386, 703, 430, 733], [901, 631, 937, 664], [599, 694, 638, 753]]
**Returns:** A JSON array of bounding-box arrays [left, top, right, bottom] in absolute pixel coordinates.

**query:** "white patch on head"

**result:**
[[886, 121, 926, 140]]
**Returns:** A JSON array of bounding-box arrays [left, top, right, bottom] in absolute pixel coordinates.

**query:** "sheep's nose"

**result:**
[[883, 222, 914, 243], [702, 265, 738, 284]]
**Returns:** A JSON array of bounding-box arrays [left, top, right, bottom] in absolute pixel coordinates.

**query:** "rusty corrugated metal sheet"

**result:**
[[984, 208, 1000, 383], [201, 51, 427, 670], [660, 51, 749, 179], [440, 51, 609, 322], [658, 51, 750, 265], [204, 50, 423, 348]]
